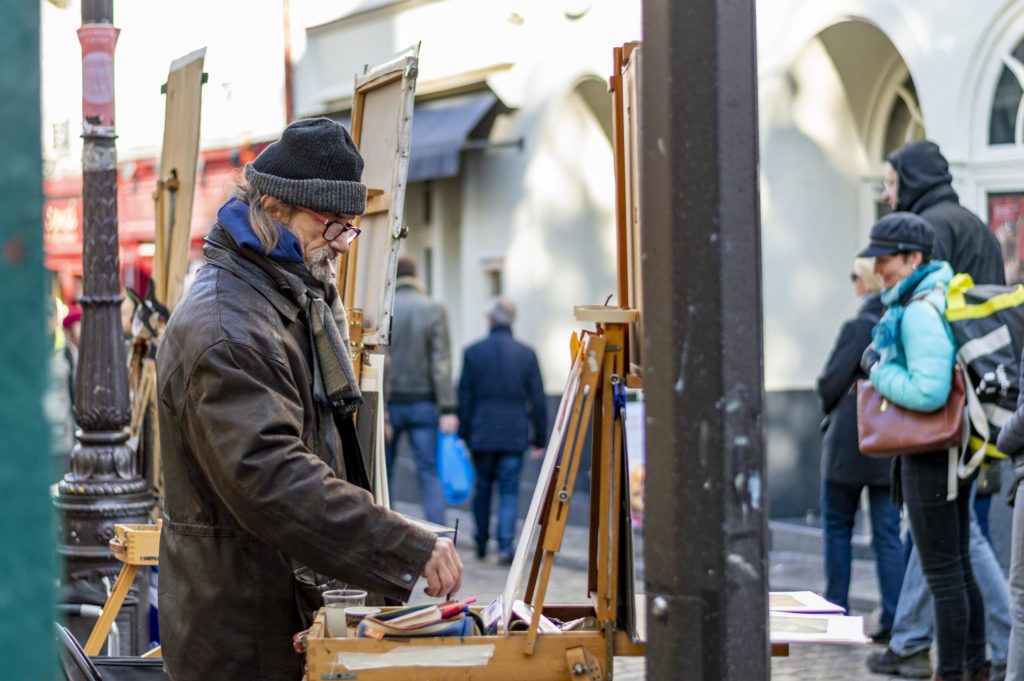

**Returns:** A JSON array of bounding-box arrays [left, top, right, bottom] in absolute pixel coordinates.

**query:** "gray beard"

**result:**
[[306, 247, 337, 287]]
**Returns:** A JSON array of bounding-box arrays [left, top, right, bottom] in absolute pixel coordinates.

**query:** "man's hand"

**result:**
[[422, 537, 463, 598], [439, 414, 459, 435], [529, 445, 546, 460]]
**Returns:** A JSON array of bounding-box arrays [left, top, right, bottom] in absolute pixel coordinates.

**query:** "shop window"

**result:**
[[989, 40, 1024, 145]]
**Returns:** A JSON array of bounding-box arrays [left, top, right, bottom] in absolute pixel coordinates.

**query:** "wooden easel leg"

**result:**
[[84, 563, 139, 656]]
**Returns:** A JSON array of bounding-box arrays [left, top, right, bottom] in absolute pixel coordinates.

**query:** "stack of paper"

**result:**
[[769, 591, 846, 614], [769, 591, 868, 645]]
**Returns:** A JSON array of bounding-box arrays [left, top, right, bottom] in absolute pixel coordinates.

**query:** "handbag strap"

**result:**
[[913, 291, 980, 492]]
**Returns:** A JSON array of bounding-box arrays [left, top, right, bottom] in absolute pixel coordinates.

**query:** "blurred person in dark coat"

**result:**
[[458, 297, 546, 564], [816, 257, 904, 639]]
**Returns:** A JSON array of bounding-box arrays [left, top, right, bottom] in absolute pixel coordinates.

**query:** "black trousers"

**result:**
[[901, 450, 986, 678]]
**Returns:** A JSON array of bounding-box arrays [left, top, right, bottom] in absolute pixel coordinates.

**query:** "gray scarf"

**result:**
[[272, 262, 363, 416]]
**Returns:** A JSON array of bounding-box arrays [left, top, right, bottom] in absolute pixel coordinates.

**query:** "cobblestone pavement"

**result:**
[[402, 503, 901, 681]]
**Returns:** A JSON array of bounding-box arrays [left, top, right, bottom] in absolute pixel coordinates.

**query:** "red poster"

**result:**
[[988, 192, 1024, 286]]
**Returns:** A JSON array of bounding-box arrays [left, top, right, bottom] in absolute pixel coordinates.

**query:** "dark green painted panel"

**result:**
[[0, 2, 57, 678]]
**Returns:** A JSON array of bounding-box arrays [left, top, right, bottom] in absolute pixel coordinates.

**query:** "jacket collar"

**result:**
[[489, 324, 512, 336], [204, 224, 302, 322], [395, 275, 427, 294], [217, 197, 304, 264]]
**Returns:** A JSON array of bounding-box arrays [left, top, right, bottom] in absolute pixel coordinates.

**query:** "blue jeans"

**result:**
[[890, 485, 1010, 668], [974, 493, 994, 546], [821, 480, 905, 630], [471, 451, 524, 555], [385, 401, 447, 526]]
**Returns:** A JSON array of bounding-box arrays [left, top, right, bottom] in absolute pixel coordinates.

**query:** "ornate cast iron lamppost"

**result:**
[[54, 0, 154, 654]]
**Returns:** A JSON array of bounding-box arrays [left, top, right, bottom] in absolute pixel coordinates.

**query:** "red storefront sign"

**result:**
[[43, 145, 254, 301]]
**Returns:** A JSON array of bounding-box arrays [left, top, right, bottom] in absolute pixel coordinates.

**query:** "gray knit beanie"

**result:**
[[244, 117, 367, 216]]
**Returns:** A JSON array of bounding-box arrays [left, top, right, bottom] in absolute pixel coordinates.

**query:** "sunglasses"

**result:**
[[297, 207, 362, 245]]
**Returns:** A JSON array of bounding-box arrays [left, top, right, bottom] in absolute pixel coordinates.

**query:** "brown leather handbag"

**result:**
[[856, 365, 966, 457]]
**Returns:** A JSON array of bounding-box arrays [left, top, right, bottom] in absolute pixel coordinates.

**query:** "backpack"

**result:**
[[941, 273, 1024, 477]]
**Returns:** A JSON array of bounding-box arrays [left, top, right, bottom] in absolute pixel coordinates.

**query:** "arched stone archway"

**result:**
[[761, 19, 918, 391], [760, 19, 919, 517]]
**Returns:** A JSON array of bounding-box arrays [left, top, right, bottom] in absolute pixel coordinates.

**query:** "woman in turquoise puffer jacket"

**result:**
[[860, 212, 986, 681]]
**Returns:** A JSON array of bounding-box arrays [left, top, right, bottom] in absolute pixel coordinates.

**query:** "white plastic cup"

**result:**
[[323, 589, 367, 637]]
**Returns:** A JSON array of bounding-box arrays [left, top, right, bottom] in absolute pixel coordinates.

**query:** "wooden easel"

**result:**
[[517, 308, 638, 661], [302, 313, 646, 681], [84, 523, 162, 657]]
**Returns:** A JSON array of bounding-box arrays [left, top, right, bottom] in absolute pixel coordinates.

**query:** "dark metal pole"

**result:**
[[640, 0, 767, 679], [55, 0, 154, 654]]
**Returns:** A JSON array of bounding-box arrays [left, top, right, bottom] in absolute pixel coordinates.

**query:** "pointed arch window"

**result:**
[[990, 42, 1024, 145], [883, 77, 925, 158]]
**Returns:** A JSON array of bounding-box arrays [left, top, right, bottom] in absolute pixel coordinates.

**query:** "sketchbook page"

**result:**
[[769, 591, 846, 614], [499, 340, 588, 633], [769, 612, 868, 645]]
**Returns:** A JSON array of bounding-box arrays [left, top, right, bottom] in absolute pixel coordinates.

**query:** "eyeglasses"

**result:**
[[849, 272, 859, 283], [296, 207, 362, 245]]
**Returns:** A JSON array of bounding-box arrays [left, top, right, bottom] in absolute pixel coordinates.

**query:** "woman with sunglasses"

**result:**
[[859, 212, 986, 681]]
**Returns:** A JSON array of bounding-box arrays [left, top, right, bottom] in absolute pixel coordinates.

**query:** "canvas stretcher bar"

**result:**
[[337, 47, 419, 349]]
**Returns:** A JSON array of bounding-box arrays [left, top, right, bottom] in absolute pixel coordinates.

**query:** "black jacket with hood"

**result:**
[[889, 141, 1005, 286]]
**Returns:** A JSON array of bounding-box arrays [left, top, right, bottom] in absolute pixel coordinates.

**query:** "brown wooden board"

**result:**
[[337, 48, 418, 348], [610, 43, 644, 376], [153, 48, 205, 313], [304, 608, 644, 681]]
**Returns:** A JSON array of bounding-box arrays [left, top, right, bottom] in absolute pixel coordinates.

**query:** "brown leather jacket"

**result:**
[[156, 226, 435, 680]]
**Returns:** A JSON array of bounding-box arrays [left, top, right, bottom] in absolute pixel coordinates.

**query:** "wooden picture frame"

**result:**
[[336, 46, 419, 348], [610, 42, 644, 379], [153, 47, 206, 313]]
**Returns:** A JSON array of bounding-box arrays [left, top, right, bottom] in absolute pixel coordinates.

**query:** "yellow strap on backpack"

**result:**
[[945, 273, 1024, 321]]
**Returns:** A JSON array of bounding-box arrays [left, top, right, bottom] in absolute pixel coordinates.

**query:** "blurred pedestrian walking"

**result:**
[[386, 254, 458, 526], [457, 297, 546, 564], [817, 257, 904, 641]]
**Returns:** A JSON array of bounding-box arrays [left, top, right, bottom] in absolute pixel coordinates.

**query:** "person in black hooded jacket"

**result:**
[[883, 140, 1005, 287]]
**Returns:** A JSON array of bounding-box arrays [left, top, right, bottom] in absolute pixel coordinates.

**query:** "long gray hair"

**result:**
[[231, 176, 294, 254]]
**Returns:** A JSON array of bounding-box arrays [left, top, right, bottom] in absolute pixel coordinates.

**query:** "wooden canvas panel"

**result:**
[[501, 334, 606, 632], [154, 48, 205, 312], [621, 45, 644, 375], [338, 49, 418, 347]]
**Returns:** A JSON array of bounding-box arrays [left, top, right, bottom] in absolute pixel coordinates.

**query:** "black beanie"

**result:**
[[244, 117, 367, 216]]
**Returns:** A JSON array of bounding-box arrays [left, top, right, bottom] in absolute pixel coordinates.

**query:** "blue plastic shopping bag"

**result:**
[[436, 432, 475, 505]]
